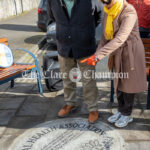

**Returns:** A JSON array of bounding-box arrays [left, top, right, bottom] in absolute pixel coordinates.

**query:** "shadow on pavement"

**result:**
[[0, 81, 150, 150], [0, 24, 41, 32], [0, 84, 149, 132], [24, 35, 44, 44], [0, 83, 150, 150]]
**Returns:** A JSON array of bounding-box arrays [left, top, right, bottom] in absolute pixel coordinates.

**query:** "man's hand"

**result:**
[[80, 54, 99, 66]]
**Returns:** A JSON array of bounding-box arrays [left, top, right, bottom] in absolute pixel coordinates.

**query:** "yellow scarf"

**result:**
[[104, 0, 124, 40]]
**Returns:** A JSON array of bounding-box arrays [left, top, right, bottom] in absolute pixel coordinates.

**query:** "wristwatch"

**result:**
[[95, 55, 99, 62]]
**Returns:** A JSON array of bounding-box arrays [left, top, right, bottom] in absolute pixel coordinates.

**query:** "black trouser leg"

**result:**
[[117, 90, 135, 116], [117, 91, 124, 113]]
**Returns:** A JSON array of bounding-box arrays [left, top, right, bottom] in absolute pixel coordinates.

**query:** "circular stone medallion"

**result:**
[[9, 118, 127, 150]]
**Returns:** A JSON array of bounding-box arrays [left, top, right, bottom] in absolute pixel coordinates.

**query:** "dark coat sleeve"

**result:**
[[46, 0, 55, 22], [93, 0, 104, 27]]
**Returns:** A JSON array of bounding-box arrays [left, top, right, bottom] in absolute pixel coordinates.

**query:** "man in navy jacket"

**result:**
[[47, 0, 103, 123]]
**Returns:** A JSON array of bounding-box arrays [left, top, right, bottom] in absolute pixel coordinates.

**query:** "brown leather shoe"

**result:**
[[58, 105, 76, 117], [88, 111, 99, 123]]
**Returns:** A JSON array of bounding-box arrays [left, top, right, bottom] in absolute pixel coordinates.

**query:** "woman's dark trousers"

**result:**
[[117, 91, 135, 116]]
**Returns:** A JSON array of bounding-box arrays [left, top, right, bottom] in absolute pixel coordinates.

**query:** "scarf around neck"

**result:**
[[104, 0, 124, 40]]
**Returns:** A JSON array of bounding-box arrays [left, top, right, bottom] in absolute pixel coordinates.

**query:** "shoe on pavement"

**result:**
[[115, 115, 133, 128], [107, 112, 121, 123], [58, 105, 76, 117], [88, 111, 99, 123]]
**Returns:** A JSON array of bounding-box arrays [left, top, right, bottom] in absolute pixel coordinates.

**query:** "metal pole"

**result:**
[[20, 0, 23, 13], [14, 0, 17, 15]]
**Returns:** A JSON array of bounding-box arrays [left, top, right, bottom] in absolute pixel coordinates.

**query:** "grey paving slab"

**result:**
[[128, 141, 150, 150], [45, 96, 65, 121], [0, 110, 16, 126], [77, 102, 89, 115], [0, 83, 10, 93], [25, 95, 54, 103], [4, 116, 45, 136], [98, 89, 111, 100], [0, 135, 18, 150], [76, 87, 83, 98], [0, 127, 6, 137], [118, 130, 150, 141], [0, 98, 25, 110], [5, 83, 34, 94], [17, 102, 49, 116], [32, 83, 49, 94], [98, 101, 114, 110], [0, 83, 35, 99]]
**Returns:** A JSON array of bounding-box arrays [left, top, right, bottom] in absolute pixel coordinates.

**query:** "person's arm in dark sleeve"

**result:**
[[93, 0, 104, 27], [46, 0, 55, 22]]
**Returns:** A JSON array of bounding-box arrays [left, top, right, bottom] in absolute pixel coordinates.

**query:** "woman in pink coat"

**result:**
[[82, 0, 147, 128]]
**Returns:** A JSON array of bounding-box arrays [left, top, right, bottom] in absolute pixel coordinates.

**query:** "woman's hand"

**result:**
[[96, 54, 104, 60], [80, 54, 100, 66]]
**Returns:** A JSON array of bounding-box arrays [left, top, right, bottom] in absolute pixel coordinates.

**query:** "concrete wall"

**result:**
[[0, 0, 41, 20]]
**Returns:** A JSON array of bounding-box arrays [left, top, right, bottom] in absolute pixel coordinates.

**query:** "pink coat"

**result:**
[[96, 1, 147, 93]]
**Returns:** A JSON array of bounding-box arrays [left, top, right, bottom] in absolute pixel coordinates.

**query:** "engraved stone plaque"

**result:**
[[9, 118, 127, 150]]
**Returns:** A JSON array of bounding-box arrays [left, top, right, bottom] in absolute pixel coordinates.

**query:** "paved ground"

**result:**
[[0, 9, 150, 150], [0, 77, 150, 150], [0, 9, 44, 50], [0, 9, 45, 64]]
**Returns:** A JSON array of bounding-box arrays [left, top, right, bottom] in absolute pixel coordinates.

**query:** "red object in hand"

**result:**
[[80, 54, 99, 66]]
